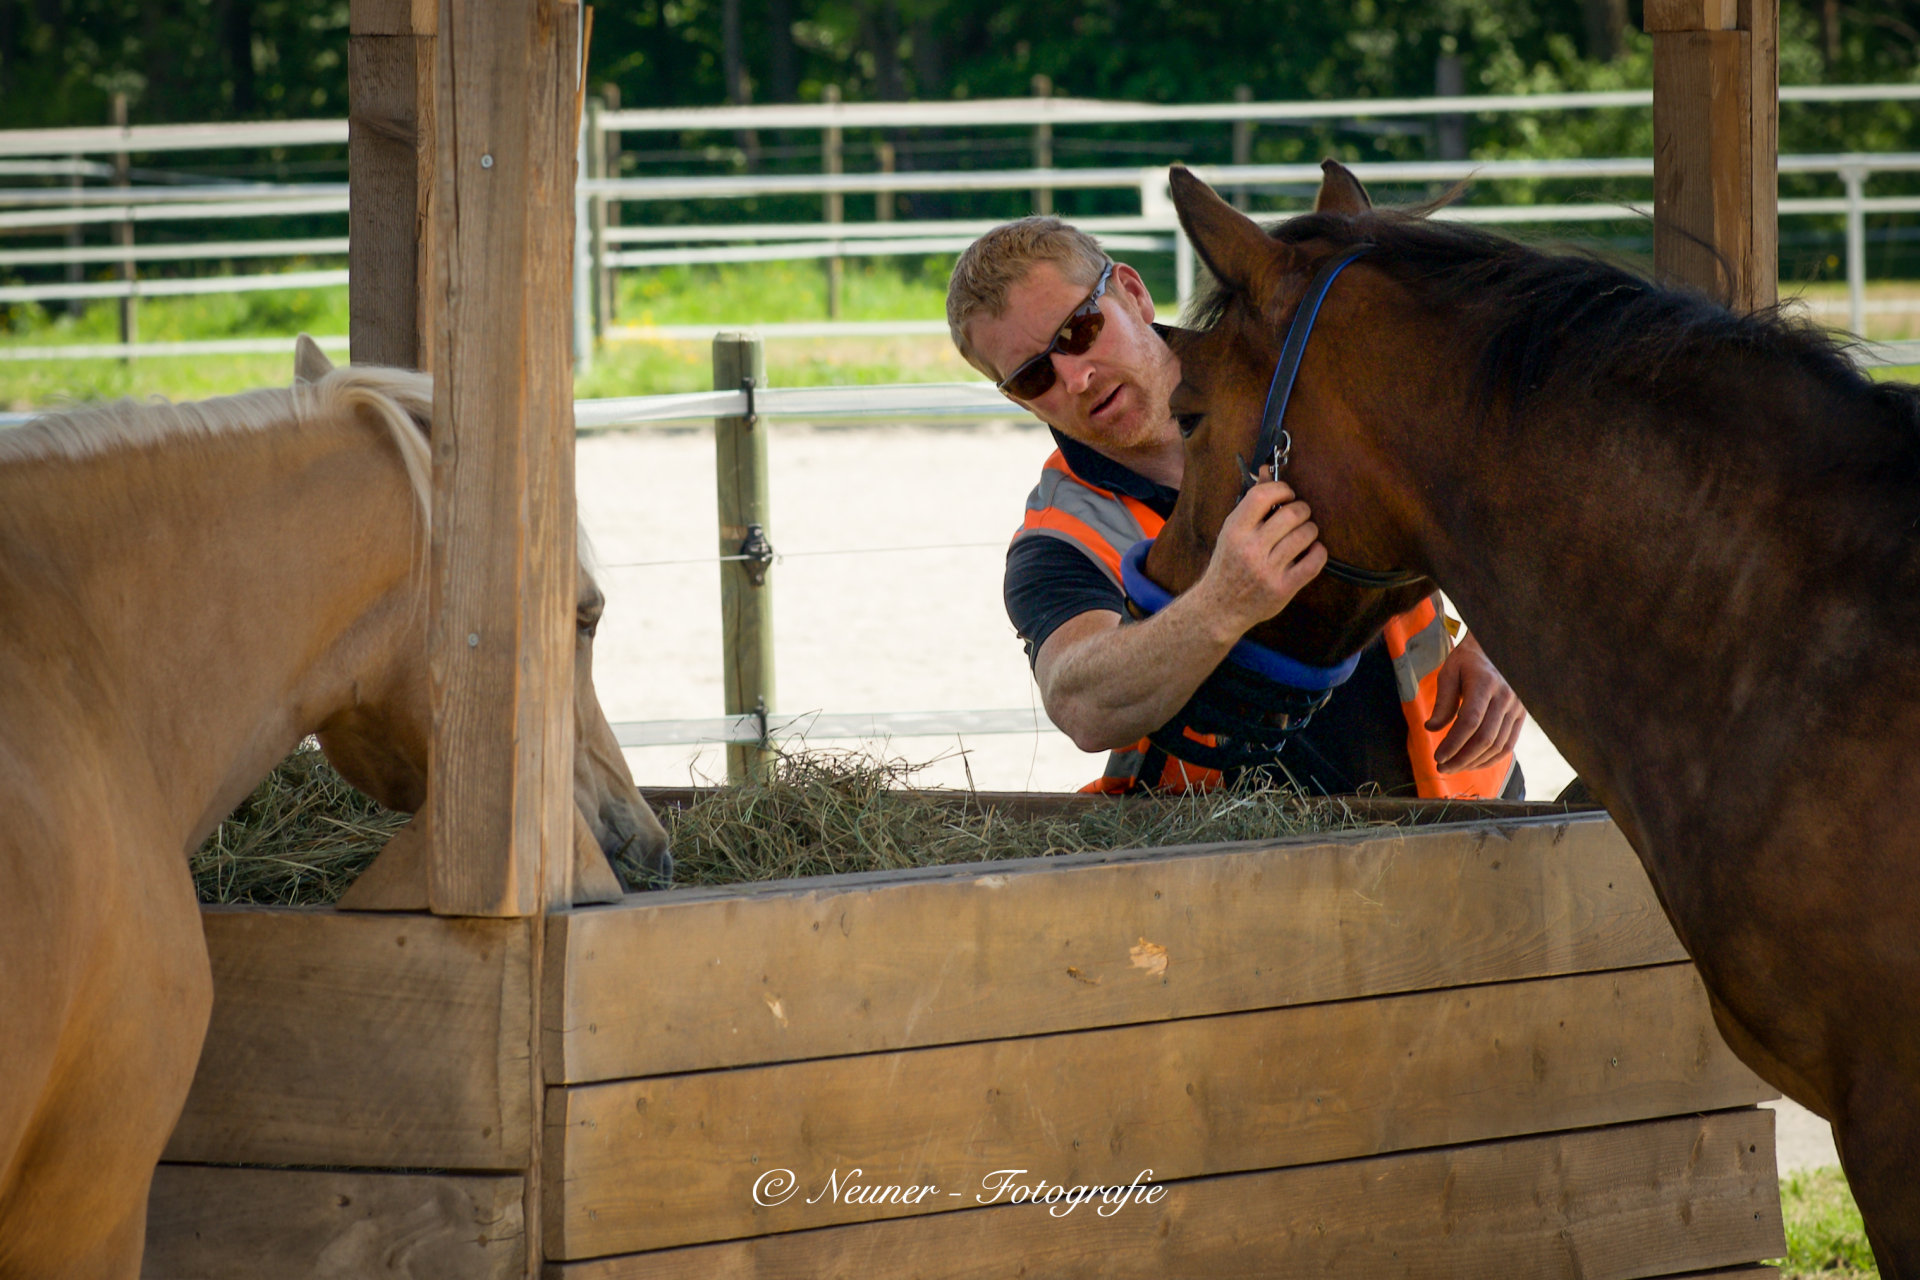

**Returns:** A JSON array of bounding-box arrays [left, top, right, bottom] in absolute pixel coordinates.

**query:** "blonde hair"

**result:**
[[946, 216, 1110, 377]]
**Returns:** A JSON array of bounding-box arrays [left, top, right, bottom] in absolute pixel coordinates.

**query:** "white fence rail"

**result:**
[[3, 89, 1919, 360]]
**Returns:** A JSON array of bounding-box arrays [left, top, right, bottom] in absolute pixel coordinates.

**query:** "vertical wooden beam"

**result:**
[[428, 0, 578, 919], [713, 333, 776, 783], [349, 0, 438, 369], [1031, 73, 1053, 216], [822, 84, 842, 320], [1647, 0, 1778, 311]]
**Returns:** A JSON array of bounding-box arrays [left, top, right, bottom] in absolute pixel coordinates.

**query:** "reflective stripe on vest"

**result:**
[[1015, 450, 1509, 798], [1015, 451, 1162, 588], [1382, 595, 1517, 800]]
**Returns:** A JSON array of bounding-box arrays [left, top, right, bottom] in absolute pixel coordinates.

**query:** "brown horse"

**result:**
[[1147, 163, 1920, 1271], [0, 339, 668, 1277]]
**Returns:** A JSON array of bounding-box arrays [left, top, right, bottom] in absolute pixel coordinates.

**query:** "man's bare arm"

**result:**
[[1035, 480, 1325, 751]]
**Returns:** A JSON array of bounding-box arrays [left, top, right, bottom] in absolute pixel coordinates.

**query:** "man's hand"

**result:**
[[1189, 478, 1327, 639], [1427, 632, 1526, 772]]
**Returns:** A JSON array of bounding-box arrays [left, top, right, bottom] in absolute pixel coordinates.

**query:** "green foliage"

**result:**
[[1772, 1166, 1878, 1280]]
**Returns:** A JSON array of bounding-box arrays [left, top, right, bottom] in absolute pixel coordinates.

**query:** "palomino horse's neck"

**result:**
[[0, 410, 423, 854]]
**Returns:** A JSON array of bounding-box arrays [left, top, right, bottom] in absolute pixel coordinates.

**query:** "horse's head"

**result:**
[[295, 338, 670, 896], [1146, 163, 1436, 664]]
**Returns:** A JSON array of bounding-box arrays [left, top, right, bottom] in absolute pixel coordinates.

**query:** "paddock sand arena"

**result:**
[[578, 416, 1836, 1171]]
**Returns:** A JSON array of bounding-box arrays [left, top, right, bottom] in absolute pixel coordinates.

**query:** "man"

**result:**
[[946, 216, 1526, 796]]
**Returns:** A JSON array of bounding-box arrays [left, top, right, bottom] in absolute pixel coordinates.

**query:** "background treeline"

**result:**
[[2, 0, 1915, 140]]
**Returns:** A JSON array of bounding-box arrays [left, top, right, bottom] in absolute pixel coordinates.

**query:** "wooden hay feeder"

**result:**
[[145, 805, 1786, 1277]]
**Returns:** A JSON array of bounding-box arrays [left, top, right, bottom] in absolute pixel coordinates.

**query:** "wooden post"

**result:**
[[1031, 73, 1053, 216], [1647, 0, 1778, 311], [586, 93, 608, 341], [713, 333, 776, 783], [599, 81, 621, 326], [1230, 84, 1252, 212], [348, 0, 437, 368], [822, 84, 842, 320], [112, 92, 136, 360], [875, 139, 895, 222]]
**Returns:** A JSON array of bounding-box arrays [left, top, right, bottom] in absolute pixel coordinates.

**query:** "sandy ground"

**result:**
[[580, 419, 1838, 1172]]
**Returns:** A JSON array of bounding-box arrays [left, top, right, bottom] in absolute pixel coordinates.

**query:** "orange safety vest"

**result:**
[[1014, 448, 1515, 799]]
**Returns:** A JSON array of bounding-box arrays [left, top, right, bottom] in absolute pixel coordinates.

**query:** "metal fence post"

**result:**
[[1031, 74, 1053, 216], [1843, 165, 1867, 337], [713, 332, 777, 783], [823, 84, 843, 320]]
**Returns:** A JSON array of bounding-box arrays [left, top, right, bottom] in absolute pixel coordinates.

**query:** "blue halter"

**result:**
[[1120, 539, 1359, 690]]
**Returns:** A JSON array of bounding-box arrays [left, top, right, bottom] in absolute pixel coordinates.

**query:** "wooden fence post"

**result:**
[[111, 92, 136, 360], [1230, 84, 1252, 211], [713, 332, 777, 784], [1031, 73, 1053, 216], [822, 84, 843, 320], [1647, 0, 1778, 311], [348, 0, 437, 369]]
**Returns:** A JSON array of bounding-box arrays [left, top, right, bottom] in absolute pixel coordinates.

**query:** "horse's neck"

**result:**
[[1397, 366, 1907, 845], [0, 423, 418, 852]]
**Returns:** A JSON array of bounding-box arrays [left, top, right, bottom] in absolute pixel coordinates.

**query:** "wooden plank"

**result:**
[[712, 333, 776, 784], [1650, 0, 1775, 311], [546, 963, 1771, 1258], [427, 0, 578, 916], [1742, 0, 1780, 311], [547, 814, 1689, 1082], [350, 0, 437, 36], [163, 909, 531, 1169], [144, 1166, 521, 1279], [548, 1109, 1783, 1279], [1645, 0, 1739, 30], [349, 31, 436, 370]]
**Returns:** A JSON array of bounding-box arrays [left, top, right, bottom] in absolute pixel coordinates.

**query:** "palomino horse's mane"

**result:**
[[1188, 208, 1920, 456], [0, 364, 435, 522]]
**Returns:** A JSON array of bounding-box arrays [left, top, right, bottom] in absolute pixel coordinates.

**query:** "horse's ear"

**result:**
[[1314, 160, 1372, 215], [293, 334, 334, 384], [1169, 165, 1301, 297]]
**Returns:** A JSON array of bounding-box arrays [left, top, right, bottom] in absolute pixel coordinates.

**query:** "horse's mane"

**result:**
[[0, 364, 435, 521], [1189, 209, 1920, 450]]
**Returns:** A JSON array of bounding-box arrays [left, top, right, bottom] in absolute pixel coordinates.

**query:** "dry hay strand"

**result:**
[[195, 744, 1376, 905], [628, 746, 1370, 888], [192, 744, 407, 905]]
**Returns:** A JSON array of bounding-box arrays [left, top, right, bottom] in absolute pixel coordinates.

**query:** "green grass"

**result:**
[[2, 260, 1915, 410], [1774, 1166, 1878, 1279]]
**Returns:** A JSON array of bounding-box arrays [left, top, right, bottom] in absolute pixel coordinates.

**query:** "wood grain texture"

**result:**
[[427, 0, 578, 916], [546, 814, 1689, 1083], [1743, 0, 1780, 310], [1653, 29, 1752, 305], [163, 909, 531, 1168], [351, 0, 437, 35], [349, 31, 436, 370], [546, 963, 1771, 1258], [711, 333, 775, 784], [547, 1110, 1782, 1279], [1645, 0, 1739, 29], [144, 1166, 521, 1279]]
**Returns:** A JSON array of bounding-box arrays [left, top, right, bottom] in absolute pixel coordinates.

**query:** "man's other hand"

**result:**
[[1427, 632, 1526, 771]]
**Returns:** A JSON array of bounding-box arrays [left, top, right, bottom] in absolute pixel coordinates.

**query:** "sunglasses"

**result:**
[[996, 259, 1115, 401]]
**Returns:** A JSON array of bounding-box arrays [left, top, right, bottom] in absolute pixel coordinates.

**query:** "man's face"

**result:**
[[967, 260, 1181, 455]]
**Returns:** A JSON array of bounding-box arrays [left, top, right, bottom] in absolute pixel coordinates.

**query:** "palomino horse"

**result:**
[[1146, 164, 1920, 1271], [0, 339, 668, 1277]]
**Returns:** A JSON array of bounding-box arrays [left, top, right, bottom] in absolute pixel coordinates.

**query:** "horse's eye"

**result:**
[[577, 602, 604, 638], [1176, 413, 1204, 438]]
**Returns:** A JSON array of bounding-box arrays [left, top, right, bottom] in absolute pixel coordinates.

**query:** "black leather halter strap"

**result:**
[[1240, 244, 1429, 594]]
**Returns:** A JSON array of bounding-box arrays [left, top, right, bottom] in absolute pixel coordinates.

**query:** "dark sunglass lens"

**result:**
[[1057, 308, 1105, 357], [1004, 357, 1057, 400]]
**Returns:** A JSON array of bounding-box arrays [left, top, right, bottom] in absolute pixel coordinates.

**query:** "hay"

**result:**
[[628, 747, 1366, 886], [191, 746, 407, 905], [195, 745, 1370, 906]]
